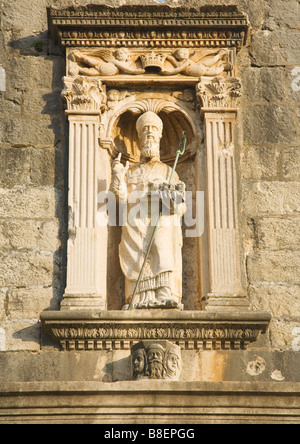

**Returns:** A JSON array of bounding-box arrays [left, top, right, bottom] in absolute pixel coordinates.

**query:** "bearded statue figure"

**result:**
[[112, 111, 186, 310]]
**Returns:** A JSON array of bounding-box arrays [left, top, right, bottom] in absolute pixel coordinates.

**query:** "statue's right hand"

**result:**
[[112, 153, 129, 176]]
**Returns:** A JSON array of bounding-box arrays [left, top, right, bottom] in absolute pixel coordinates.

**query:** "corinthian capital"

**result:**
[[196, 76, 242, 112], [62, 76, 106, 114]]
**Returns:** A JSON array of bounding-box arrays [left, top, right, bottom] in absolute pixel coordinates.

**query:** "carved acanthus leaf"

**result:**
[[62, 76, 107, 113], [196, 76, 242, 110]]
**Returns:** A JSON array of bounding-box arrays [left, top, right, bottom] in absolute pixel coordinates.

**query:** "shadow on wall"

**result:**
[[102, 356, 132, 382], [7, 32, 68, 344]]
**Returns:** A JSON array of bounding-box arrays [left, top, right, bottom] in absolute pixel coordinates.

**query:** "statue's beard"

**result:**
[[141, 141, 160, 159], [148, 360, 164, 379]]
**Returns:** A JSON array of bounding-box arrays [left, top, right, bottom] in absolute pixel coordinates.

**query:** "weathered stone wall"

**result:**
[[0, 0, 299, 373]]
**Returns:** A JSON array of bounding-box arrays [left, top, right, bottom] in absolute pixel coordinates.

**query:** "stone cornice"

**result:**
[[48, 5, 249, 50], [41, 310, 271, 352]]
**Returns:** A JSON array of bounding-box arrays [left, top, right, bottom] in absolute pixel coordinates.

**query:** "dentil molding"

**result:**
[[41, 311, 271, 352]]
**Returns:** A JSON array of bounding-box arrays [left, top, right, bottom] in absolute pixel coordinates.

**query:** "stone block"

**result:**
[[36, 221, 60, 253], [0, 147, 57, 188], [247, 251, 300, 284], [29, 148, 56, 187], [240, 67, 286, 104], [250, 284, 300, 318], [0, 289, 7, 321], [6, 287, 59, 319], [23, 89, 64, 118], [0, 320, 40, 352], [242, 104, 297, 145], [250, 30, 300, 67], [0, 90, 22, 115], [257, 217, 300, 250], [269, 319, 300, 351], [0, 148, 31, 188], [0, 186, 57, 219], [0, 251, 54, 287], [0, 220, 38, 251], [281, 146, 300, 180], [264, 0, 300, 31], [241, 144, 280, 180], [7, 56, 65, 92], [0, 116, 57, 146], [242, 181, 300, 216]]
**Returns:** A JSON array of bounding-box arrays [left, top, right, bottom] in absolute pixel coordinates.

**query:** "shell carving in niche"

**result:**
[[111, 99, 196, 165]]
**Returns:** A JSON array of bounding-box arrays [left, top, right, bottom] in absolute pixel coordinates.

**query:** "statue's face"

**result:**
[[147, 345, 164, 379], [175, 49, 189, 61], [139, 123, 162, 159], [115, 48, 129, 62], [140, 123, 161, 145], [166, 352, 179, 373], [132, 349, 145, 374], [147, 347, 164, 364]]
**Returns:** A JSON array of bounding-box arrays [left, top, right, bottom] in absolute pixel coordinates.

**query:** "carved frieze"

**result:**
[[48, 5, 249, 49], [67, 48, 232, 78], [41, 311, 271, 352]]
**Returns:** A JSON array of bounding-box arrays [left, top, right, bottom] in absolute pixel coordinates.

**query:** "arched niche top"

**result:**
[[105, 98, 200, 165]]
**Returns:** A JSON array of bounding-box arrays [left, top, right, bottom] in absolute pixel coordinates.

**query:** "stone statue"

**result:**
[[112, 111, 186, 310], [69, 48, 145, 76], [161, 48, 231, 76], [131, 341, 182, 381]]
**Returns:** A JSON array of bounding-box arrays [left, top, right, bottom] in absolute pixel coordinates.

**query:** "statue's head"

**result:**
[[146, 343, 165, 379], [132, 347, 147, 380], [115, 48, 130, 62], [136, 111, 163, 160], [174, 48, 189, 61], [164, 345, 181, 380]]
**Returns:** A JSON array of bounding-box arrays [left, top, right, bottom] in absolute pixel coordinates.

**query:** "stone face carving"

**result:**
[[112, 111, 186, 309], [68, 49, 231, 77], [131, 341, 182, 381]]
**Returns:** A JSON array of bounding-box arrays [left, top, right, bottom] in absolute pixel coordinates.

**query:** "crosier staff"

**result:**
[[128, 132, 187, 310]]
